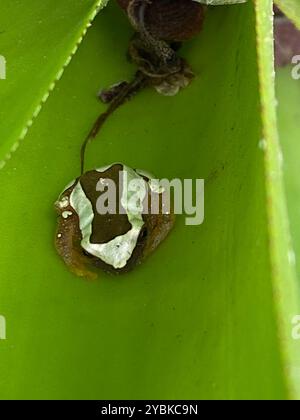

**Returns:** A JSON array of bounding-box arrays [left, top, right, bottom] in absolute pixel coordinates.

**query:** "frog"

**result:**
[[55, 164, 175, 278]]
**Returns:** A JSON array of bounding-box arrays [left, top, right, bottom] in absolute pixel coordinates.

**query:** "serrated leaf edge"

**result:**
[[0, 0, 109, 172]]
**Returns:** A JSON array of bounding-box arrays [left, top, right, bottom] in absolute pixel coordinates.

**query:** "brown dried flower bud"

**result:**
[[117, 0, 205, 42]]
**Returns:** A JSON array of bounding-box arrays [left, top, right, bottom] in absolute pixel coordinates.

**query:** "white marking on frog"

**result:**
[[62, 211, 73, 219]]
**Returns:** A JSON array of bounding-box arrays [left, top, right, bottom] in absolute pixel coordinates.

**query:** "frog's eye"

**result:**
[[55, 164, 175, 278]]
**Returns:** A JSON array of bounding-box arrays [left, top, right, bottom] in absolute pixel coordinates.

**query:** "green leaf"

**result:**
[[255, 0, 300, 398], [276, 68, 300, 276], [0, 0, 299, 400], [0, 0, 108, 169], [275, 0, 300, 29]]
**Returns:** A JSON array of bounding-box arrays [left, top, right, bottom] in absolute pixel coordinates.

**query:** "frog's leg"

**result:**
[[55, 189, 97, 280], [98, 81, 130, 104]]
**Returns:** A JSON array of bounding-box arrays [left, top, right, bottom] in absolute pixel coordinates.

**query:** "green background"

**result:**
[[0, 0, 299, 400]]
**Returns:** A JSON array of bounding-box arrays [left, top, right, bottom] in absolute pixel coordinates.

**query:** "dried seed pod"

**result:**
[[117, 0, 205, 42], [55, 164, 175, 278]]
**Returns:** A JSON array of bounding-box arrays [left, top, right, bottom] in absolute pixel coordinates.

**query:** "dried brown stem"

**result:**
[[81, 71, 148, 174]]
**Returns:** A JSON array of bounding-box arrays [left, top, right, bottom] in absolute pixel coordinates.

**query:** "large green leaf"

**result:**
[[0, 0, 107, 168], [274, 0, 300, 394], [255, 0, 300, 398], [276, 67, 300, 274], [0, 0, 299, 400], [276, 0, 300, 266]]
